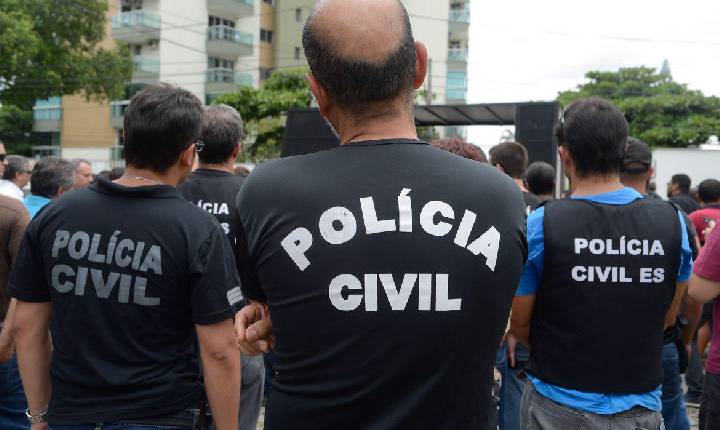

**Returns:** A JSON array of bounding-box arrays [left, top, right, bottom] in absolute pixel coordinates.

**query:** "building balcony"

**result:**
[[207, 26, 254, 58], [110, 100, 130, 129], [32, 98, 62, 133], [208, 0, 254, 20], [449, 8, 470, 24], [112, 11, 161, 43], [206, 68, 253, 95], [448, 48, 468, 64], [132, 56, 160, 84]]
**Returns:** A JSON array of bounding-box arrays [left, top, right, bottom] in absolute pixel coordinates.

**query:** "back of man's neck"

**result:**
[[572, 176, 624, 197], [198, 164, 234, 174], [339, 112, 418, 144]]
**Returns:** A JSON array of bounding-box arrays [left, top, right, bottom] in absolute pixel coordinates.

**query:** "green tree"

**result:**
[[215, 68, 312, 162], [0, 105, 34, 155], [0, 0, 132, 109], [558, 67, 720, 147]]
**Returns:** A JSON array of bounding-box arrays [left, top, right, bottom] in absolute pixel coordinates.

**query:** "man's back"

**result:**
[[178, 168, 244, 244], [236, 140, 527, 429], [9, 178, 238, 425], [670, 193, 700, 214]]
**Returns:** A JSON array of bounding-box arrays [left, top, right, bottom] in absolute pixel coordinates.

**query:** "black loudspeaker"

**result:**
[[281, 108, 340, 157], [514, 103, 560, 169]]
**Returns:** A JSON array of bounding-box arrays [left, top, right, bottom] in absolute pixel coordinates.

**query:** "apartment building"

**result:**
[[33, 0, 261, 169], [32, 0, 470, 166]]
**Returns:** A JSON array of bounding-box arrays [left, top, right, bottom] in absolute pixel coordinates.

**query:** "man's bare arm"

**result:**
[[0, 298, 18, 363], [665, 281, 688, 329], [509, 295, 536, 347], [689, 273, 720, 305], [197, 319, 240, 430], [681, 293, 703, 346], [13, 301, 53, 417]]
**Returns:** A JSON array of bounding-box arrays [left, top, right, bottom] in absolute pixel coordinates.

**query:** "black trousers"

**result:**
[[701, 372, 720, 430]]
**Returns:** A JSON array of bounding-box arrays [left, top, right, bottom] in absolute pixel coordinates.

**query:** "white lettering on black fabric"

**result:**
[[50, 230, 162, 306], [571, 236, 667, 285]]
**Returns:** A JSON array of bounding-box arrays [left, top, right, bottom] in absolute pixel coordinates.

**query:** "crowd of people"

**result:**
[[1, 0, 720, 429]]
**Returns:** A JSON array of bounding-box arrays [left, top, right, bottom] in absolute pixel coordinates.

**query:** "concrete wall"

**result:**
[[238, 0, 261, 86], [274, 0, 313, 69], [405, 0, 449, 104], [158, 0, 208, 100], [259, 0, 276, 75]]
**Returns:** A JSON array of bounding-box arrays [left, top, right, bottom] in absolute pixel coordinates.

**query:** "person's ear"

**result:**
[[558, 146, 574, 172], [494, 164, 505, 174], [413, 41, 428, 90], [647, 165, 655, 182], [307, 73, 333, 118], [231, 143, 241, 160], [180, 144, 196, 168]]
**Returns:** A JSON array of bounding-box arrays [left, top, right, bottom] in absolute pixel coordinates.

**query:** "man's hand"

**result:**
[[234, 301, 274, 356]]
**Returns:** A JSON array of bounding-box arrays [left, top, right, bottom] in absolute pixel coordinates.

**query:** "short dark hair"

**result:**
[[123, 84, 203, 173], [109, 167, 125, 181], [199, 105, 244, 164], [431, 137, 487, 163], [671, 174, 692, 192], [555, 98, 629, 178], [3, 155, 28, 180], [525, 161, 556, 195], [302, 1, 416, 118], [30, 157, 75, 198], [489, 141, 529, 179], [698, 179, 720, 203]]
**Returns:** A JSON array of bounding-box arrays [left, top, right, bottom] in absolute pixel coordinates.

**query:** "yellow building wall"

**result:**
[[60, 0, 118, 149], [259, 2, 276, 71]]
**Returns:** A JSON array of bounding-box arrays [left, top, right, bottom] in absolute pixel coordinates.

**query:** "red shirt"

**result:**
[[697, 229, 720, 374], [689, 205, 720, 243]]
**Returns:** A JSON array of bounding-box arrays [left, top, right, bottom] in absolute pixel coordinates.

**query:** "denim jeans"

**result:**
[[498, 342, 529, 430], [661, 343, 690, 430], [700, 372, 720, 430], [239, 354, 264, 430], [685, 336, 704, 402], [0, 354, 29, 430], [520, 381, 665, 430]]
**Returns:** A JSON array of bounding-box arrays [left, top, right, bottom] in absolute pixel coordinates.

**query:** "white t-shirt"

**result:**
[[0, 180, 24, 201]]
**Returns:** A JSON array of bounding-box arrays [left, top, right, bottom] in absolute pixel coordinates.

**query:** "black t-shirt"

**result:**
[[9, 178, 240, 425], [235, 139, 527, 429], [178, 168, 245, 248], [523, 191, 541, 215], [670, 193, 700, 215]]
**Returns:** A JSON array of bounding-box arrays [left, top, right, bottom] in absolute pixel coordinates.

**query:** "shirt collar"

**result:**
[[571, 187, 644, 205]]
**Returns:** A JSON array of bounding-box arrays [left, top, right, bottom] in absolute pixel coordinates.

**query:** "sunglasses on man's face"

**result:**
[[0, 154, 6, 162]]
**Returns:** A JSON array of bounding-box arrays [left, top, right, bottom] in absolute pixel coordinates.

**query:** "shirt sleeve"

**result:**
[[676, 210, 693, 282], [694, 228, 720, 282], [9, 220, 51, 302], [9, 205, 30, 264], [189, 226, 241, 325], [516, 206, 545, 296]]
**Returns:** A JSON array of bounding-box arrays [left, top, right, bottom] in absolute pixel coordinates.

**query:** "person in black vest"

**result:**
[[9, 84, 241, 430], [511, 98, 693, 430], [668, 174, 701, 215], [177, 104, 264, 430], [232, 0, 528, 428], [620, 137, 701, 430]]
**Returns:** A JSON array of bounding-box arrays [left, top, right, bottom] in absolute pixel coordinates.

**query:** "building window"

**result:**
[[208, 57, 234, 70], [209, 15, 235, 28], [262, 0, 274, 4], [132, 44, 142, 55], [294, 47, 301, 60], [295, 8, 302, 22], [260, 28, 273, 43], [260, 67, 274, 80], [121, 0, 143, 12]]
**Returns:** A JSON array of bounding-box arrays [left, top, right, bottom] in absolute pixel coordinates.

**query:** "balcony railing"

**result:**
[[206, 69, 253, 87], [449, 9, 470, 24], [33, 106, 62, 121], [133, 56, 160, 74], [112, 11, 161, 30], [208, 26, 254, 45], [448, 48, 468, 63]]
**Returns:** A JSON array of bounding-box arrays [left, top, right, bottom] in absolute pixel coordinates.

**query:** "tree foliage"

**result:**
[[0, 105, 34, 155], [0, 0, 132, 109], [558, 67, 720, 147], [214, 68, 312, 162]]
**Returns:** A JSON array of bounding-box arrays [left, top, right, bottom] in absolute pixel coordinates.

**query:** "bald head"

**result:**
[[303, 0, 417, 115]]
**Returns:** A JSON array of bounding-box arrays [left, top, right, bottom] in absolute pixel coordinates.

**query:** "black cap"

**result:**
[[623, 138, 652, 173]]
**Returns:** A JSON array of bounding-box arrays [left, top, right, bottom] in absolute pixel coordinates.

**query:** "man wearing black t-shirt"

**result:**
[[178, 104, 264, 430], [10, 84, 240, 430], [233, 1, 528, 429]]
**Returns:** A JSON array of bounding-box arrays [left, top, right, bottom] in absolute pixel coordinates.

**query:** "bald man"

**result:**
[[233, 1, 527, 428]]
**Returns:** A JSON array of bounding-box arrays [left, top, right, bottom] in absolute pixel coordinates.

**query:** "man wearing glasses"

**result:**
[[0, 156, 31, 201], [9, 84, 241, 430]]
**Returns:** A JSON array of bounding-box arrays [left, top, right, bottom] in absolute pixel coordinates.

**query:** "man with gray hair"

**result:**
[[178, 104, 263, 430], [23, 156, 74, 218], [71, 159, 93, 189], [0, 156, 31, 201]]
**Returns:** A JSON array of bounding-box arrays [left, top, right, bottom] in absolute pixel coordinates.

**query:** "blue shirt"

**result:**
[[23, 195, 52, 219], [518, 187, 693, 414]]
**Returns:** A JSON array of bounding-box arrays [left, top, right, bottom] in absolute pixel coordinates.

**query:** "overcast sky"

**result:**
[[465, 0, 720, 152]]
